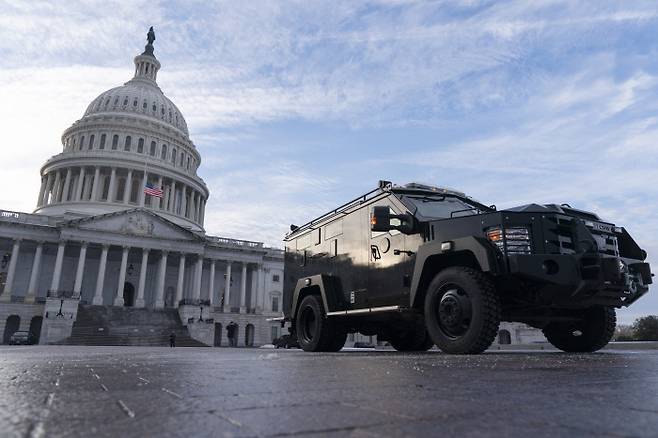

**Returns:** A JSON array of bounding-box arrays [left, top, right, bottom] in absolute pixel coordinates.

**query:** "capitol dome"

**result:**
[[34, 28, 209, 232]]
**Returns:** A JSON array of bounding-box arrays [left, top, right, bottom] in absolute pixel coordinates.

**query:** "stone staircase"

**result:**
[[58, 305, 207, 347]]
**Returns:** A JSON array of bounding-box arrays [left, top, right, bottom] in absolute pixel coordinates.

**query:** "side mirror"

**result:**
[[371, 206, 416, 234], [371, 206, 392, 232]]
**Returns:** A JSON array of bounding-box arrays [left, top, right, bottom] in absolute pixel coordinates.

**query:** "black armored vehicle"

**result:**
[[282, 181, 652, 354]]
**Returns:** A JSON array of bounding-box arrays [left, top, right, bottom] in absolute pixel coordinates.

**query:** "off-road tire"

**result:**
[[295, 295, 343, 352], [424, 266, 501, 354], [389, 326, 434, 352], [543, 306, 616, 353]]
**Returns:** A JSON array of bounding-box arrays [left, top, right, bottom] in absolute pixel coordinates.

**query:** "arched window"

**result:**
[[498, 330, 511, 345], [123, 97, 128, 106], [133, 98, 138, 107], [80, 136, 85, 150], [179, 154, 184, 167], [187, 156, 191, 170], [137, 138, 144, 153], [113, 96, 119, 105], [149, 141, 156, 156], [142, 101, 147, 110], [73, 138, 77, 148], [152, 103, 157, 112], [105, 97, 110, 106], [88, 135, 95, 150], [99, 134, 106, 149], [171, 148, 177, 164], [124, 136, 132, 151], [112, 135, 119, 150], [160, 144, 167, 160]]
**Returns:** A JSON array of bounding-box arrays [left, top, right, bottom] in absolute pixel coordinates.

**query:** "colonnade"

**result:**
[[0, 238, 263, 312], [36, 166, 206, 224]]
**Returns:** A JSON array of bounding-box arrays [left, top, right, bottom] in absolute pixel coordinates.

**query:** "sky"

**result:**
[[0, 0, 657, 323]]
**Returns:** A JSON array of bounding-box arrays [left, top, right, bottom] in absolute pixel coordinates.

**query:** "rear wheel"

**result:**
[[543, 306, 616, 352], [389, 326, 434, 352], [424, 266, 500, 354], [295, 295, 344, 352]]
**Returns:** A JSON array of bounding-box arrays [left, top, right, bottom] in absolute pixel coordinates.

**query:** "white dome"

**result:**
[[84, 80, 189, 136]]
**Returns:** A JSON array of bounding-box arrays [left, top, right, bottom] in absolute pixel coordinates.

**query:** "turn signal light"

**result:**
[[487, 229, 503, 242]]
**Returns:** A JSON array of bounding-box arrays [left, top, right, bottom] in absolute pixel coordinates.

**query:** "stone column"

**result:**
[[193, 255, 203, 300], [51, 171, 62, 203], [113, 246, 130, 306], [154, 251, 168, 309], [189, 191, 196, 221], [25, 242, 44, 303], [37, 176, 47, 207], [61, 168, 72, 203], [200, 198, 205, 225], [108, 167, 117, 202], [175, 254, 186, 306], [163, 180, 171, 212], [43, 172, 55, 205], [93, 245, 109, 305], [250, 264, 258, 311], [240, 262, 247, 313], [170, 180, 177, 213], [123, 169, 133, 204], [75, 167, 85, 201], [135, 248, 149, 308], [258, 265, 266, 312], [223, 261, 232, 312], [90, 166, 101, 201], [157, 176, 163, 209], [208, 259, 216, 306], [73, 242, 88, 297], [180, 186, 188, 218], [139, 171, 147, 206], [0, 239, 21, 302], [49, 241, 66, 293]]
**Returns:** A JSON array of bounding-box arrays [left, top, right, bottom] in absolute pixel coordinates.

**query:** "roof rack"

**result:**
[[285, 186, 387, 240]]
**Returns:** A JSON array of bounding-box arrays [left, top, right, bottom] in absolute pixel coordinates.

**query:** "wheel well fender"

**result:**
[[409, 236, 501, 309], [290, 274, 342, 321]]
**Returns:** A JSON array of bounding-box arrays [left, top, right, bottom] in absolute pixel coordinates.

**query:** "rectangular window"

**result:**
[[271, 296, 279, 312], [272, 274, 280, 282], [99, 134, 106, 149]]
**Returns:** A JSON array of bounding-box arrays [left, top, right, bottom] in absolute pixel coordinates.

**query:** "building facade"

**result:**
[[0, 30, 284, 346]]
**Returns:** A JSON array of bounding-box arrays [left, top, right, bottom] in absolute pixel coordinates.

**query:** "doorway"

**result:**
[[3, 315, 20, 344], [29, 316, 43, 344], [214, 323, 222, 347], [123, 282, 135, 307], [245, 324, 255, 347]]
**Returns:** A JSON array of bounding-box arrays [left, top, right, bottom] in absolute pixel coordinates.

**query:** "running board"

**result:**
[[326, 305, 401, 317]]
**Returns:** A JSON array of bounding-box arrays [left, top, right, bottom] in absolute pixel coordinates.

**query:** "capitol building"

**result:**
[[0, 29, 284, 347]]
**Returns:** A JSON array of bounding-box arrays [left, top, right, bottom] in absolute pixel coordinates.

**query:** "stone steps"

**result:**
[[58, 305, 207, 347]]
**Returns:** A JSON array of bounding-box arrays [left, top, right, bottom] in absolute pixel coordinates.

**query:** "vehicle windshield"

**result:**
[[402, 195, 487, 219]]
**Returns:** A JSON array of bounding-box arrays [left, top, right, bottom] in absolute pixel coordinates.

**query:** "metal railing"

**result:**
[[47, 290, 80, 299], [0, 210, 55, 226]]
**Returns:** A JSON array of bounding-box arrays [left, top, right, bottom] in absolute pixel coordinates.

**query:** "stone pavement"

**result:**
[[1, 346, 657, 437]]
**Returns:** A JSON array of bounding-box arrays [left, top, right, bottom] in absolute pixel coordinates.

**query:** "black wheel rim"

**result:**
[[300, 306, 317, 343], [436, 286, 472, 339]]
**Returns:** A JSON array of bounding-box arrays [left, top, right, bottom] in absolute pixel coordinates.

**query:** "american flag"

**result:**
[[144, 182, 163, 198]]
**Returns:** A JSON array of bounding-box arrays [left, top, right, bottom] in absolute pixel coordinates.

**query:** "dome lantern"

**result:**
[[132, 26, 161, 85]]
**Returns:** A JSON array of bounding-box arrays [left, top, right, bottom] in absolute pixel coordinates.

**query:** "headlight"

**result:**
[[487, 226, 532, 254]]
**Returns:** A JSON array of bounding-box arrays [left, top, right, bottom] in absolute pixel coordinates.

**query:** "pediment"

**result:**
[[67, 209, 197, 241]]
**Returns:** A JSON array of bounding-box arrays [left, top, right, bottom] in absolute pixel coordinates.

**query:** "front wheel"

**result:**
[[295, 295, 345, 352], [543, 306, 616, 352], [424, 266, 501, 354]]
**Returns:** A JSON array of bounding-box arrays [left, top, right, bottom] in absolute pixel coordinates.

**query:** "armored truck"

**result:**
[[282, 181, 652, 354]]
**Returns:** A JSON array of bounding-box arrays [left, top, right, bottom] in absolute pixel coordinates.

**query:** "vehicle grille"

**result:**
[[544, 215, 619, 256]]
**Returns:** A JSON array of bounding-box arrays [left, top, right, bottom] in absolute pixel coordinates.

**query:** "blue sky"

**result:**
[[0, 1, 656, 322]]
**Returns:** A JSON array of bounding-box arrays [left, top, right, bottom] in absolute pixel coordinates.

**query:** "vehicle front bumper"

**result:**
[[506, 253, 652, 307]]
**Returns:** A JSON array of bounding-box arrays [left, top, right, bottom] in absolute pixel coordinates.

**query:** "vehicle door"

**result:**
[[367, 199, 410, 307]]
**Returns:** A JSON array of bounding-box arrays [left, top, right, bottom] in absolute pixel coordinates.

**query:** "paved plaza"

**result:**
[[1, 346, 658, 437]]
